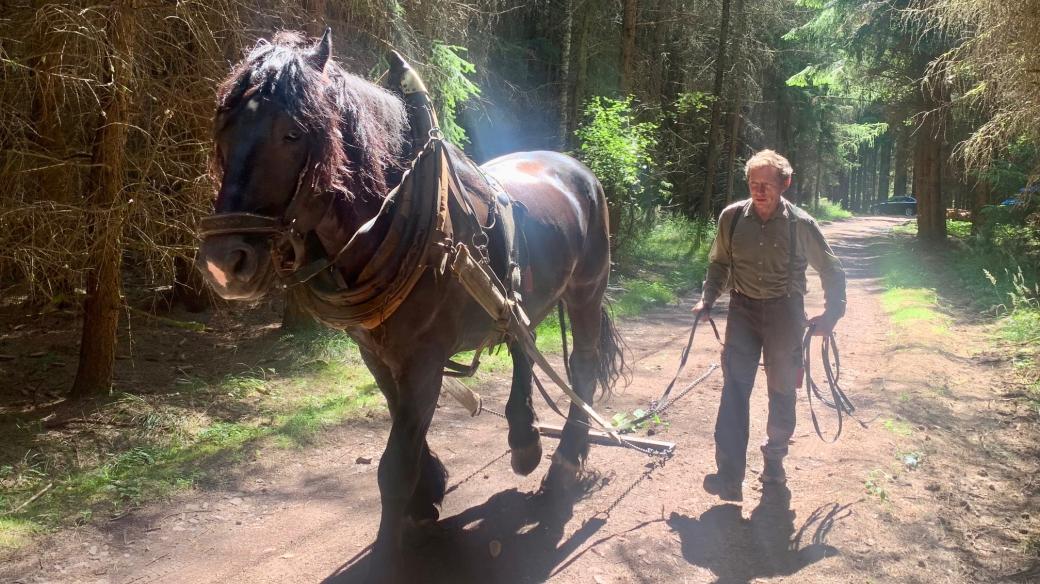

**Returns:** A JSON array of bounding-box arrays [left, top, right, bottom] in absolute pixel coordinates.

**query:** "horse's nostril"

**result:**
[[230, 248, 249, 275]]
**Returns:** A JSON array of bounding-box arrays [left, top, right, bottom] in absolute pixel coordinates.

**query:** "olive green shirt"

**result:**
[[700, 198, 847, 318]]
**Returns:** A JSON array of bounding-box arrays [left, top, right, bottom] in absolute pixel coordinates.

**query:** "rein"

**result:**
[[624, 310, 721, 430], [802, 326, 864, 442]]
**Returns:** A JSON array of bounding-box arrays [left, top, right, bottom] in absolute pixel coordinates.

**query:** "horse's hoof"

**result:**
[[541, 452, 580, 493], [510, 438, 542, 476]]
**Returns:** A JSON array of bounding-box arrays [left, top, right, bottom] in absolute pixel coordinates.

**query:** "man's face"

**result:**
[[747, 166, 790, 218]]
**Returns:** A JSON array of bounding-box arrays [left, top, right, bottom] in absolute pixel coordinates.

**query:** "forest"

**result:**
[[1, 0, 1038, 395], [1, 1, 1038, 581]]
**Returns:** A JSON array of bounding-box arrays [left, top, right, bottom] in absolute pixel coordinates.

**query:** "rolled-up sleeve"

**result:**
[[802, 219, 847, 319], [700, 209, 733, 307]]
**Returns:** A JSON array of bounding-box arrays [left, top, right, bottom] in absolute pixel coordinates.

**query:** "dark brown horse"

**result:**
[[197, 30, 623, 572]]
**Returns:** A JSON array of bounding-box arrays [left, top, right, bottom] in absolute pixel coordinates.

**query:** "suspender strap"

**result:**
[[787, 204, 797, 296], [727, 204, 743, 264]]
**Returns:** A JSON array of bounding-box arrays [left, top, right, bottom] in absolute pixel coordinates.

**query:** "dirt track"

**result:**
[[4, 216, 1038, 583]]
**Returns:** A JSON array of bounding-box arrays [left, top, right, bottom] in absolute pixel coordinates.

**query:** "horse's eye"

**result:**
[[285, 130, 302, 142]]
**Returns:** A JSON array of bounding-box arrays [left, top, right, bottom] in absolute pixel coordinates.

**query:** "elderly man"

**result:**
[[693, 150, 847, 502]]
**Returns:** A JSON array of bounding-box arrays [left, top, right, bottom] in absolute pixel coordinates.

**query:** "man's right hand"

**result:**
[[692, 300, 712, 322]]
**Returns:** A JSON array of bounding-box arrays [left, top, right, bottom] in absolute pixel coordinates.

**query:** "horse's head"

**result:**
[[198, 30, 407, 300]]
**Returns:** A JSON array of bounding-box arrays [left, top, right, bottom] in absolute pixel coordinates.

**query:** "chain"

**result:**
[[444, 449, 511, 496], [481, 405, 508, 420], [596, 450, 673, 519]]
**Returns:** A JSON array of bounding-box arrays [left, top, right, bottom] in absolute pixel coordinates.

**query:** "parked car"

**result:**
[[872, 195, 918, 216]]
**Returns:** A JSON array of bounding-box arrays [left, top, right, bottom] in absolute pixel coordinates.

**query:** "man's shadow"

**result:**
[[667, 484, 849, 584], [323, 485, 606, 584]]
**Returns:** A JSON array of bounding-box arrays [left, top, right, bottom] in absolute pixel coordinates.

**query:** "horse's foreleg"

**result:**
[[544, 300, 601, 491], [373, 349, 442, 554], [506, 339, 542, 475], [361, 347, 446, 522]]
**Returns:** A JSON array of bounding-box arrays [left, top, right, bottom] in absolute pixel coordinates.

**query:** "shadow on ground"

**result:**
[[667, 485, 850, 584], [322, 486, 604, 584]]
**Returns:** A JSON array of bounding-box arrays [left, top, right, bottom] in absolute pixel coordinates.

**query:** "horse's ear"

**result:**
[[307, 27, 332, 72], [387, 50, 409, 94]]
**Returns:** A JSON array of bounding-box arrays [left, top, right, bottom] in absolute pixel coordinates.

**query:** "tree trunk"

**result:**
[[877, 132, 893, 203], [302, 0, 327, 37], [70, 0, 136, 400], [697, 0, 732, 219], [915, 84, 948, 241], [724, 99, 744, 205], [620, 0, 638, 95], [558, 0, 574, 149], [865, 143, 878, 210], [569, 0, 591, 139], [282, 286, 325, 333], [723, 0, 746, 206], [893, 130, 909, 198]]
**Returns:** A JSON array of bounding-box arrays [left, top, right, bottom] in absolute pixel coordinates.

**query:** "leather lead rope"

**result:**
[[625, 309, 722, 429], [802, 326, 864, 442]]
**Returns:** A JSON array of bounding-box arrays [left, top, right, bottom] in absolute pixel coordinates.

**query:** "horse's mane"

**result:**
[[215, 31, 408, 199]]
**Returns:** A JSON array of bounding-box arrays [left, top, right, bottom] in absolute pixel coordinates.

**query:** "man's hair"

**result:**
[[745, 149, 793, 181]]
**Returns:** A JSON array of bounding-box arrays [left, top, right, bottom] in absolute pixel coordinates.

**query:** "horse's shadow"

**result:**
[[323, 487, 604, 584], [667, 484, 850, 584]]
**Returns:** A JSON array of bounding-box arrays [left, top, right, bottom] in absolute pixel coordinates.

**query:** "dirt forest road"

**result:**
[[5, 216, 1039, 584]]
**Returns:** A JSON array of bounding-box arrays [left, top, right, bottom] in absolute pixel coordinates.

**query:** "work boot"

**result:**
[[759, 458, 787, 485], [703, 473, 743, 502]]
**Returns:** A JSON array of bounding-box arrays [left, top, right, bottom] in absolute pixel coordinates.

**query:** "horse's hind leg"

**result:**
[[543, 294, 602, 491], [506, 339, 542, 475]]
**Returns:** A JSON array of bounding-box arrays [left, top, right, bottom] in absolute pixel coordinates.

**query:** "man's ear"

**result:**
[[783, 176, 792, 190]]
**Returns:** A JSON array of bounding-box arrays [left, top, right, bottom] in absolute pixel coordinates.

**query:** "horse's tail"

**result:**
[[596, 305, 630, 398]]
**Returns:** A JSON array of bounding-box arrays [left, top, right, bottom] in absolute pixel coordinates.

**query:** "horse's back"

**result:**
[[481, 151, 606, 234], [481, 150, 610, 311]]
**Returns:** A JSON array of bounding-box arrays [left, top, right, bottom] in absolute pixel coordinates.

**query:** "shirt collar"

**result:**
[[743, 198, 791, 223]]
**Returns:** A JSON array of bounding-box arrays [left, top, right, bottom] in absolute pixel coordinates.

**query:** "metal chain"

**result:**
[[481, 405, 508, 420], [444, 449, 511, 496], [596, 450, 673, 518]]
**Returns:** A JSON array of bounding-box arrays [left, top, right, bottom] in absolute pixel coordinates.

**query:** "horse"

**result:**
[[196, 30, 624, 571]]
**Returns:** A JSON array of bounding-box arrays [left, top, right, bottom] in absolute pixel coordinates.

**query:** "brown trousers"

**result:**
[[714, 292, 805, 482]]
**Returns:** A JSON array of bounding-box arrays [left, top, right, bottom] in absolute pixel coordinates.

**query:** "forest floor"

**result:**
[[2, 216, 1038, 583]]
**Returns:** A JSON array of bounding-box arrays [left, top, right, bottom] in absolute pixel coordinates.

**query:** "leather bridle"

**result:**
[[198, 155, 336, 286]]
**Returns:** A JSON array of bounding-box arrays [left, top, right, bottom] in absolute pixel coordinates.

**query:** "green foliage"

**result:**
[[576, 97, 661, 209], [882, 418, 914, 437], [429, 42, 481, 145], [806, 198, 853, 221], [615, 280, 677, 317], [613, 214, 714, 317], [865, 469, 890, 502], [611, 408, 667, 433]]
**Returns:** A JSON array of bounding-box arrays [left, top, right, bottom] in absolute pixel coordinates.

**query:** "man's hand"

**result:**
[[807, 312, 838, 336], [692, 300, 712, 322]]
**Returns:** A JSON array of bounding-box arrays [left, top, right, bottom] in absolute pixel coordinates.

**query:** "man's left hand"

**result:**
[[807, 313, 838, 336]]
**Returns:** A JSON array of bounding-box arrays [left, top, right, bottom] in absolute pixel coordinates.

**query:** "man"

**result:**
[[693, 150, 847, 502]]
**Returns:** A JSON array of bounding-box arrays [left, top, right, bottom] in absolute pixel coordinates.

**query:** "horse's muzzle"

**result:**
[[197, 234, 274, 300]]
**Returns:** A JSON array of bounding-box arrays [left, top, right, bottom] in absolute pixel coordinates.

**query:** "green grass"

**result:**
[[882, 418, 914, 437], [613, 215, 713, 316], [865, 469, 891, 502], [0, 330, 380, 549], [0, 518, 37, 550], [878, 249, 951, 334], [806, 198, 853, 222]]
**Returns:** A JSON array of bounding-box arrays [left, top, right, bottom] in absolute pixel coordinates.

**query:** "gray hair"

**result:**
[[745, 149, 793, 180]]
